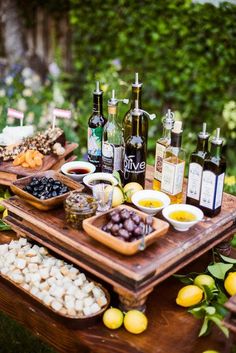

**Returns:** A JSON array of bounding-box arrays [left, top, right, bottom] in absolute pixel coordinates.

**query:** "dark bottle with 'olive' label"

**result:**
[[88, 82, 107, 172], [186, 123, 209, 207]]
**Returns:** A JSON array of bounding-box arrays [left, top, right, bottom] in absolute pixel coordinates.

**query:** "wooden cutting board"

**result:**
[[0, 142, 78, 176]]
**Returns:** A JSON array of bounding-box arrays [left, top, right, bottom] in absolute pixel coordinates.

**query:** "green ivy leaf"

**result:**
[[208, 263, 233, 280], [199, 316, 210, 337], [219, 253, 236, 264]]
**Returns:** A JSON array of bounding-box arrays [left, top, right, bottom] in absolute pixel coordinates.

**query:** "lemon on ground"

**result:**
[[105, 185, 124, 207], [194, 274, 216, 290], [224, 272, 236, 296], [123, 182, 143, 203], [103, 308, 123, 329], [2, 209, 8, 218], [176, 285, 203, 307], [123, 310, 148, 334], [202, 351, 219, 353], [0, 197, 5, 212]]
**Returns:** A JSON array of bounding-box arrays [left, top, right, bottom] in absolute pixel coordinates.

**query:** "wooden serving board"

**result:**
[[0, 142, 78, 177]]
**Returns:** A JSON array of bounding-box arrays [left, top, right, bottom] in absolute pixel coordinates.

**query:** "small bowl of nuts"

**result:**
[[64, 191, 98, 230]]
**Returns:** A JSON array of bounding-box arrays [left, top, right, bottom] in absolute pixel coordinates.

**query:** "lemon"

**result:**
[[194, 274, 216, 290], [202, 351, 219, 353], [176, 285, 203, 307], [105, 186, 124, 207], [103, 308, 123, 329], [123, 182, 143, 203], [2, 209, 8, 218], [0, 197, 5, 212], [224, 272, 236, 296], [123, 310, 148, 334]]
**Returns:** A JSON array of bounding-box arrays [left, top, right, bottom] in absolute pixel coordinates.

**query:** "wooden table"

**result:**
[[3, 166, 236, 310], [0, 231, 235, 353]]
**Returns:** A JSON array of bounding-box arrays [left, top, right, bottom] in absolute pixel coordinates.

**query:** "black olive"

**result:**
[[132, 214, 141, 224], [102, 225, 107, 232], [117, 228, 129, 239], [106, 222, 113, 231], [120, 210, 130, 220], [111, 213, 121, 223], [52, 191, 57, 197], [133, 226, 143, 236], [124, 219, 135, 232], [111, 224, 120, 235], [118, 223, 123, 228]]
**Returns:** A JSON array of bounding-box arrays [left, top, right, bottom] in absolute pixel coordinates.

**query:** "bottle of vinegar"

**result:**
[[124, 100, 156, 188], [199, 128, 226, 217], [161, 121, 186, 204], [186, 123, 209, 207], [102, 90, 129, 174], [153, 109, 175, 191], [87, 82, 107, 172]]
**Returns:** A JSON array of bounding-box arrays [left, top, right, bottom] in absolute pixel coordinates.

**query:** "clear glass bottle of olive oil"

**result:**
[[153, 109, 175, 190], [161, 121, 185, 204]]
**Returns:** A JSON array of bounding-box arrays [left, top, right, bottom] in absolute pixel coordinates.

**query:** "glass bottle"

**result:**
[[153, 109, 175, 191], [87, 82, 107, 172], [124, 100, 156, 188], [161, 121, 186, 204], [123, 72, 143, 142], [199, 128, 226, 217], [102, 90, 129, 174], [186, 123, 209, 207]]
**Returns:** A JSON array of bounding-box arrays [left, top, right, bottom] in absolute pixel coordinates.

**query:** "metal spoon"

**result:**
[[139, 219, 148, 251]]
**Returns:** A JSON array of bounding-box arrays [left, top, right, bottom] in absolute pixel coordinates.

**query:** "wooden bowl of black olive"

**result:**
[[10, 170, 84, 211], [82, 205, 169, 255]]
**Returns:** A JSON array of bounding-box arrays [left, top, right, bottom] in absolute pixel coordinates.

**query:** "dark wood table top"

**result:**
[[0, 231, 235, 353]]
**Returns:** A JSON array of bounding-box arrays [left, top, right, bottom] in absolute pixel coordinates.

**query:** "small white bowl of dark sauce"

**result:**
[[61, 161, 96, 182]]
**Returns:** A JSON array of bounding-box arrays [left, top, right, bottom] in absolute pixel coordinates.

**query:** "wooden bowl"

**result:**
[[83, 205, 169, 255], [10, 170, 84, 211]]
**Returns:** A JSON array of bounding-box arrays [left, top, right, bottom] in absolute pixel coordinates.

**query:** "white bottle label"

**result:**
[[154, 143, 166, 182], [215, 173, 225, 209], [102, 142, 123, 173], [200, 171, 225, 210], [187, 162, 203, 200], [161, 159, 185, 195]]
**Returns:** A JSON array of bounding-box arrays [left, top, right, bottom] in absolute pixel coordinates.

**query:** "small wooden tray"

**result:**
[[0, 237, 110, 329], [83, 205, 169, 255], [10, 170, 84, 211]]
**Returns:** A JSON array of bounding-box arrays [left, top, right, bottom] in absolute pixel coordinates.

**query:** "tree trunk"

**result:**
[[0, 0, 27, 65]]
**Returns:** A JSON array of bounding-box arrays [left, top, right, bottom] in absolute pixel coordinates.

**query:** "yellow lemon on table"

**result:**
[[103, 308, 123, 329], [176, 285, 203, 307], [105, 185, 124, 207], [224, 272, 236, 296], [194, 274, 216, 290], [124, 310, 148, 334], [123, 182, 143, 203]]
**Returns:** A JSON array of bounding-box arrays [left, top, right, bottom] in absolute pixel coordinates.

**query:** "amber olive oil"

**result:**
[[169, 210, 197, 222], [138, 199, 164, 208]]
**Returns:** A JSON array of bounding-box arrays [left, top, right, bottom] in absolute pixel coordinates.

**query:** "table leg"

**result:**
[[113, 286, 154, 312]]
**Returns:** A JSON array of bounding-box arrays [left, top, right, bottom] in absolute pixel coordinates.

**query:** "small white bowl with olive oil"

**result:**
[[131, 190, 171, 215], [162, 204, 203, 232]]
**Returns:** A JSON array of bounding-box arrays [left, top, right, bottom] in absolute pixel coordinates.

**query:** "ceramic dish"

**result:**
[[83, 205, 169, 255], [83, 172, 118, 189], [61, 161, 95, 182], [10, 170, 84, 211], [132, 190, 171, 215], [162, 204, 204, 232]]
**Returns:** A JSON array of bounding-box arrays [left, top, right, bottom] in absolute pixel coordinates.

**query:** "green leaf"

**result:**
[[173, 274, 193, 285], [209, 316, 229, 338], [205, 306, 216, 315], [199, 316, 210, 337], [208, 263, 233, 280], [0, 220, 11, 231], [219, 253, 236, 264], [188, 306, 206, 319]]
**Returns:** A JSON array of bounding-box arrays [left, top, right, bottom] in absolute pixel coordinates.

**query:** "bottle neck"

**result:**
[[93, 93, 103, 114], [163, 126, 172, 140], [131, 115, 142, 136], [108, 105, 117, 123], [131, 87, 142, 109], [197, 136, 209, 152], [210, 142, 222, 158], [171, 131, 182, 148]]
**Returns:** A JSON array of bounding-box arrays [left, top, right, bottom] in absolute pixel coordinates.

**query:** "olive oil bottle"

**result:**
[[123, 73, 144, 142], [153, 109, 175, 191], [199, 128, 226, 217], [186, 123, 209, 207], [124, 100, 156, 188], [87, 82, 107, 172], [161, 121, 185, 204], [102, 90, 129, 174]]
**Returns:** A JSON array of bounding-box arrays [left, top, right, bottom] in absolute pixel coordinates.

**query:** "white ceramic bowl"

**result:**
[[162, 204, 204, 232], [83, 172, 118, 189], [131, 190, 171, 215], [61, 161, 95, 182]]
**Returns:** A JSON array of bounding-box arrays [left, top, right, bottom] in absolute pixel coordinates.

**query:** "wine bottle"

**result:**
[[153, 109, 175, 191], [102, 90, 129, 174], [199, 128, 226, 217], [124, 100, 156, 188], [123, 72, 143, 142], [87, 82, 107, 172], [161, 121, 186, 204], [186, 123, 209, 207]]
